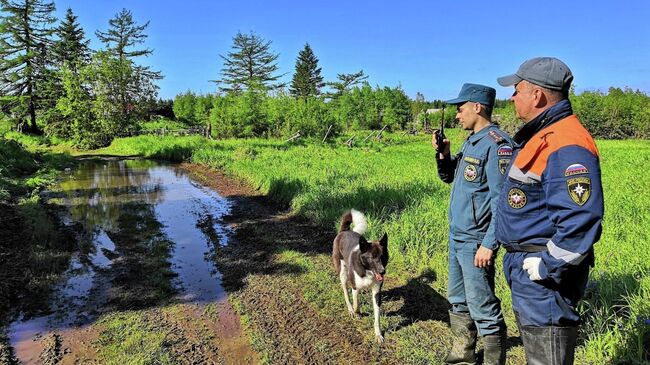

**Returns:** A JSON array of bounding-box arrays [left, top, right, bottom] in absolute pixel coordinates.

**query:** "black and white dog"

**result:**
[[332, 209, 388, 343]]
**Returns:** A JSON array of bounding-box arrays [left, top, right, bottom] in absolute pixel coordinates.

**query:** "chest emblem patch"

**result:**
[[497, 145, 513, 156], [565, 163, 589, 176], [498, 158, 510, 175], [507, 188, 527, 209], [464, 164, 477, 181], [567, 177, 591, 205]]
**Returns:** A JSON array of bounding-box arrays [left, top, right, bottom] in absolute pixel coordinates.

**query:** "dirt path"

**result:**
[[181, 164, 445, 364]]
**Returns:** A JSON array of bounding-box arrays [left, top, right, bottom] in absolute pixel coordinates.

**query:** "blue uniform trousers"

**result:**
[[503, 251, 590, 327], [448, 239, 505, 336]]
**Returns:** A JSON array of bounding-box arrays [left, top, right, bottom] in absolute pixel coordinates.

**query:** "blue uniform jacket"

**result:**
[[496, 100, 604, 285], [437, 125, 513, 250]]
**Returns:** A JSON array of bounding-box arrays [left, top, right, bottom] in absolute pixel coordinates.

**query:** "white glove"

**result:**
[[522, 257, 543, 281]]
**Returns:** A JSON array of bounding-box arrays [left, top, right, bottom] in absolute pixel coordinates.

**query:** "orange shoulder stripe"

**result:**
[[514, 115, 599, 176]]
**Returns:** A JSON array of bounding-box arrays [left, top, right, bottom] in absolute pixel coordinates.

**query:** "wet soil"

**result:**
[[1, 161, 260, 365], [181, 164, 401, 364]]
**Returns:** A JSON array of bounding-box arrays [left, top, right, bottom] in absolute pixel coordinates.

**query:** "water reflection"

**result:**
[[10, 159, 232, 362]]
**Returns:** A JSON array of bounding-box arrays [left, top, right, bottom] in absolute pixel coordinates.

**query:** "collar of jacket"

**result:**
[[467, 124, 494, 145], [512, 99, 573, 145]]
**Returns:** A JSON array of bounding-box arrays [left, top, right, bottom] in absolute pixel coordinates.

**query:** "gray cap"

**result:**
[[445, 83, 496, 106], [497, 57, 573, 91]]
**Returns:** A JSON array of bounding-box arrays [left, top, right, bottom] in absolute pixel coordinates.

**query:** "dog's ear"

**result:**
[[380, 233, 388, 266], [359, 236, 371, 252], [379, 233, 388, 248]]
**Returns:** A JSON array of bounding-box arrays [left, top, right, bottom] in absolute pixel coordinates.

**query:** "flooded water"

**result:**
[[8, 159, 235, 363]]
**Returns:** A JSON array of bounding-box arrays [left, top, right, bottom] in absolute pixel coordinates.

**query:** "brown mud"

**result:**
[[182, 164, 407, 364]]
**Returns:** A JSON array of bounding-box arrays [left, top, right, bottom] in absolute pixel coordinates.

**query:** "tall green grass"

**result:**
[[103, 132, 650, 364]]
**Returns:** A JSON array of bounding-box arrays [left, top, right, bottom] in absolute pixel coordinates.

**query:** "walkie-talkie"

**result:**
[[434, 106, 446, 156]]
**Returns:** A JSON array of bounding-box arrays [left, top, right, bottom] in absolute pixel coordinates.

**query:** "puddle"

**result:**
[[8, 230, 115, 364], [8, 160, 238, 363]]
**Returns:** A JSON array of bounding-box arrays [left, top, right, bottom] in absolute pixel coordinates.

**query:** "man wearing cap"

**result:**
[[433, 83, 513, 365], [495, 57, 604, 364]]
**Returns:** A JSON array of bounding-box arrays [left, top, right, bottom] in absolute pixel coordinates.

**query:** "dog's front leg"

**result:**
[[351, 288, 359, 316], [372, 283, 384, 343]]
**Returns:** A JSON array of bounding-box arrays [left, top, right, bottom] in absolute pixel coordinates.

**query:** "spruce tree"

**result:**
[[52, 7, 90, 71], [95, 8, 161, 122], [290, 43, 324, 98], [218, 32, 283, 93], [0, 0, 56, 132]]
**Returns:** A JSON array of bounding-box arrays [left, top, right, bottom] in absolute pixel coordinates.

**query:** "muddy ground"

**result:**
[[1, 161, 527, 364], [182, 164, 487, 364]]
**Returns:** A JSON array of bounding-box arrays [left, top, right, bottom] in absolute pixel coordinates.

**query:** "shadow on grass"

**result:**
[[383, 268, 450, 330]]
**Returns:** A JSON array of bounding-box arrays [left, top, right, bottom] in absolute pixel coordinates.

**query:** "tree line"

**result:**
[[175, 31, 447, 139]]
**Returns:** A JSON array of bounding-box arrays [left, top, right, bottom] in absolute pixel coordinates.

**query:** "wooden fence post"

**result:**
[[362, 130, 376, 143], [284, 131, 301, 143], [322, 124, 333, 143], [375, 125, 388, 140]]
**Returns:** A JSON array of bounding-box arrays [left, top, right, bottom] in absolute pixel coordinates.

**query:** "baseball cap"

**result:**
[[445, 83, 496, 106], [497, 57, 573, 91]]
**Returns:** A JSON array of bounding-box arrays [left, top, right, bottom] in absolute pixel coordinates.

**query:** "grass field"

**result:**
[[97, 130, 650, 364]]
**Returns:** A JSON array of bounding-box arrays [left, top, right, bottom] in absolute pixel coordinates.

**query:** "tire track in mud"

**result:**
[[239, 275, 376, 364]]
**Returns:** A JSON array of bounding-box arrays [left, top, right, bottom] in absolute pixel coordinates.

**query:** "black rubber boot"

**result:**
[[483, 330, 506, 365], [520, 325, 578, 365], [445, 311, 477, 364]]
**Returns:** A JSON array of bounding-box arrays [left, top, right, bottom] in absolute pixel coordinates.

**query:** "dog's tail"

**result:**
[[339, 209, 367, 235]]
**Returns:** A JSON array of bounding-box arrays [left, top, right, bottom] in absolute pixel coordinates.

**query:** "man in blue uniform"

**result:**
[[495, 57, 604, 364], [433, 83, 513, 365]]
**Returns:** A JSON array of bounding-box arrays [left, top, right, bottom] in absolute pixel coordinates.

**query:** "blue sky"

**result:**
[[52, 0, 650, 101]]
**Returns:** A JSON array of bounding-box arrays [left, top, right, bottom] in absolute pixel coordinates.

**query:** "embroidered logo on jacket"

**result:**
[[498, 159, 510, 175], [567, 177, 591, 205], [497, 145, 513, 156], [565, 164, 589, 176], [507, 188, 527, 209], [464, 164, 477, 181]]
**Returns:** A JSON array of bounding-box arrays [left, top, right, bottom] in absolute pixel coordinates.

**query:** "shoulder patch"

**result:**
[[498, 159, 510, 175], [567, 177, 591, 205], [565, 163, 589, 177], [497, 145, 513, 156], [488, 130, 505, 144]]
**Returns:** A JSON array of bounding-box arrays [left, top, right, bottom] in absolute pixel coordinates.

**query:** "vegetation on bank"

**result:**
[[0, 133, 78, 324]]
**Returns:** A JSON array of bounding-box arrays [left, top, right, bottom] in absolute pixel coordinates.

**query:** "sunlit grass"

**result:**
[[96, 311, 175, 365]]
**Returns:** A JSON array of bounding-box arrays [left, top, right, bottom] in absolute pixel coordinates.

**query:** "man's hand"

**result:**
[[474, 246, 494, 268], [431, 132, 450, 159], [523, 257, 543, 281]]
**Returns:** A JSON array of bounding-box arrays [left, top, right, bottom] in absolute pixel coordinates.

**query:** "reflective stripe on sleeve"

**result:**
[[547, 240, 588, 265]]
